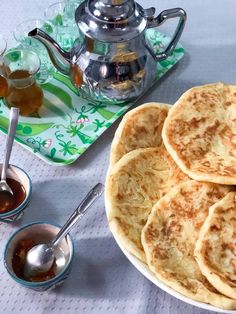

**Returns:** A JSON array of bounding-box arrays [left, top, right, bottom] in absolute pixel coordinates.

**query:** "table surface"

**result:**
[[0, 0, 235, 313]]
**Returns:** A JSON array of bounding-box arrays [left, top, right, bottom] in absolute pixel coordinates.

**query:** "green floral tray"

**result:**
[[0, 29, 184, 166]]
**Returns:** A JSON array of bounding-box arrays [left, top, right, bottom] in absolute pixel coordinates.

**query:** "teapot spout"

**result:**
[[28, 28, 70, 75]]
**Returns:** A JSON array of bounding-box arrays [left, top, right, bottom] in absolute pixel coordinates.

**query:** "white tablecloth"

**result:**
[[0, 0, 235, 313]]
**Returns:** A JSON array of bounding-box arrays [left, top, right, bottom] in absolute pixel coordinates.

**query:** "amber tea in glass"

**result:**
[[2, 50, 43, 116], [0, 75, 8, 97]]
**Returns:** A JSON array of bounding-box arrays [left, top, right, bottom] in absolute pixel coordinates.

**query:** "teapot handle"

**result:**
[[145, 8, 187, 61]]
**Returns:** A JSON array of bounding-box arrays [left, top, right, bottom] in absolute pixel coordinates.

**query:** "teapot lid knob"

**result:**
[[75, 0, 147, 42]]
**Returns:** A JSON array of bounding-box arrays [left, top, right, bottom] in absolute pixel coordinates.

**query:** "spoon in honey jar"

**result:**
[[0, 107, 19, 212], [24, 183, 104, 279]]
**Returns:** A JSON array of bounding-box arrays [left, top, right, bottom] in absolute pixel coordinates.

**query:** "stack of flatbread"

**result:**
[[105, 83, 236, 310]]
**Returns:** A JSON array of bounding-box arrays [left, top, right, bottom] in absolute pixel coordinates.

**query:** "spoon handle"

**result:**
[[1, 108, 19, 181], [51, 183, 104, 247]]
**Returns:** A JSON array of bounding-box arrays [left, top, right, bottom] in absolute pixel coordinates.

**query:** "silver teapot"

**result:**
[[29, 0, 186, 102]]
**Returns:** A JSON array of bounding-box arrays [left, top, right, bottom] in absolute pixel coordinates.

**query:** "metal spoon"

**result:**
[[24, 183, 104, 278], [0, 107, 19, 212]]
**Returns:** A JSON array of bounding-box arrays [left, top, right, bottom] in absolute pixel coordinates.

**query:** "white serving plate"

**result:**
[[111, 228, 236, 313]]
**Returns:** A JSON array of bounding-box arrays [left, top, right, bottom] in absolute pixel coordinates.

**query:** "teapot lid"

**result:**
[[75, 0, 147, 42]]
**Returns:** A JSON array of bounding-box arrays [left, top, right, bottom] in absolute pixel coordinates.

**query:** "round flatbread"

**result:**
[[141, 181, 236, 310], [105, 147, 189, 263], [195, 192, 236, 299], [110, 102, 171, 167], [162, 82, 236, 185]]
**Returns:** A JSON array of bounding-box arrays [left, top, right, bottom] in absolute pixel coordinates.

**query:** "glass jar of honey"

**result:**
[[2, 49, 44, 116]]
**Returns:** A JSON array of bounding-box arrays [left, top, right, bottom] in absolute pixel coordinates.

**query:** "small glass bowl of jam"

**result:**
[[0, 163, 32, 223], [4, 222, 74, 291]]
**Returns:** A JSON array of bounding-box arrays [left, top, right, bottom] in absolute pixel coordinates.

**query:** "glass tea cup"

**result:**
[[44, 1, 82, 51], [2, 49, 44, 116], [63, 0, 84, 20], [0, 35, 8, 97], [13, 19, 55, 84]]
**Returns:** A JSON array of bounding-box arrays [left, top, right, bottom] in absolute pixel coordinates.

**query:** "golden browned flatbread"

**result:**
[[162, 82, 236, 185], [195, 192, 236, 299], [141, 181, 236, 309], [110, 102, 171, 167], [105, 147, 189, 263]]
